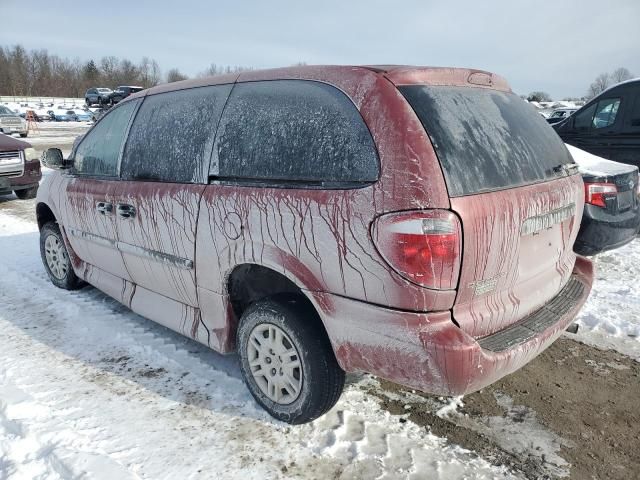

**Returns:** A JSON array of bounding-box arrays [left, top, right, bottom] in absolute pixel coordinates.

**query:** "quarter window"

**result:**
[[73, 100, 138, 176], [121, 85, 232, 183], [212, 80, 379, 185]]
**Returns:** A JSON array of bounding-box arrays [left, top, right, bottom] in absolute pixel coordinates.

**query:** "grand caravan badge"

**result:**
[[521, 203, 576, 236]]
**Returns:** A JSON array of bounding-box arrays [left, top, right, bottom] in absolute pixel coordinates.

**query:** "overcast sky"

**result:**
[[1, 0, 638, 99]]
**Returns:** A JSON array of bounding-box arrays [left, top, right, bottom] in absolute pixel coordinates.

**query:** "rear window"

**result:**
[[399, 85, 574, 196]]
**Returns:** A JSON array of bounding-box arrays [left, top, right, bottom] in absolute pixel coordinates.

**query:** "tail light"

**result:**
[[584, 182, 617, 208], [372, 210, 461, 290]]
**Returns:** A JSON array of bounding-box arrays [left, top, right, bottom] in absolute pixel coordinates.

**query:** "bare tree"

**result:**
[[587, 73, 611, 99], [166, 68, 188, 83], [611, 67, 633, 84], [527, 91, 552, 102]]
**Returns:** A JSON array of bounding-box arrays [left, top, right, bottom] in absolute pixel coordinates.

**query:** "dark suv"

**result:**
[[37, 66, 593, 424], [554, 78, 640, 169], [85, 88, 113, 106], [0, 133, 41, 199], [109, 86, 144, 105]]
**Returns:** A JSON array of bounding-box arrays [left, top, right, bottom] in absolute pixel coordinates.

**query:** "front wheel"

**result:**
[[39, 222, 84, 290], [237, 294, 345, 424]]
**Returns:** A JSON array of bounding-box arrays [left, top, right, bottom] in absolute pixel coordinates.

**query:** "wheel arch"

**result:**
[[36, 202, 57, 230], [225, 263, 333, 353]]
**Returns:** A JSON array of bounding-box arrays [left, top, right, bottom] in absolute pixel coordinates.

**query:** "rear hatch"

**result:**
[[400, 85, 583, 338]]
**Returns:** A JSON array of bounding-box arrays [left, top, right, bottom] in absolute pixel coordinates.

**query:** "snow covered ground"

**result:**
[[0, 212, 515, 479]]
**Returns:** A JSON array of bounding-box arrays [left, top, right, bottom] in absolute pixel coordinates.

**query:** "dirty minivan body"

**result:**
[[36, 66, 594, 424]]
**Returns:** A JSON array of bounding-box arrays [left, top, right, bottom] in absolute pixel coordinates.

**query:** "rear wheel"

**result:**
[[237, 294, 345, 424], [40, 222, 83, 290], [14, 186, 37, 199]]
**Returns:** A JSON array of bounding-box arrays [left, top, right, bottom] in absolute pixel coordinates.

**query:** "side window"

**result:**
[[592, 98, 621, 129], [574, 103, 597, 130], [73, 100, 138, 176], [121, 85, 232, 183], [212, 80, 379, 184]]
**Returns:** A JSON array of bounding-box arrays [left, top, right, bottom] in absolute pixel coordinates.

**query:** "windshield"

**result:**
[[0, 106, 15, 115], [97, 88, 111, 92], [399, 85, 574, 196]]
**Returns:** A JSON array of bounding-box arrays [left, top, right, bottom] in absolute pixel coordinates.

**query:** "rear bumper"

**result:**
[[575, 204, 640, 255], [313, 255, 593, 396]]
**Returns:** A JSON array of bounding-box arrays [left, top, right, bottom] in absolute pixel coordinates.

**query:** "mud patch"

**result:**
[[370, 337, 640, 479]]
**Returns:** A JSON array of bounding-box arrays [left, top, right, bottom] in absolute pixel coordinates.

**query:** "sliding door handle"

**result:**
[[96, 202, 113, 215], [117, 204, 136, 219]]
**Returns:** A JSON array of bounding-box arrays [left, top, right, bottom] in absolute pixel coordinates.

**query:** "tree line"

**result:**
[[525, 66, 634, 103], [0, 44, 254, 97]]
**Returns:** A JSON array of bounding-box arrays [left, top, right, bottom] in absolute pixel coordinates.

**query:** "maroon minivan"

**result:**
[[36, 66, 593, 424]]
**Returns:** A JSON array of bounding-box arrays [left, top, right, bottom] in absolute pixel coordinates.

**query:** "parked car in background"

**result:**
[[0, 105, 28, 137], [90, 107, 107, 122], [546, 108, 577, 125], [50, 109, 76, 122], [73, 109, 94, 122], [567, 144, 640, 255], [0, 133, 41, 199], [36, 65, 593, 424], [554, 78, 640, 169], [109, 86, 144, 104], [85, 88, 113, 106]]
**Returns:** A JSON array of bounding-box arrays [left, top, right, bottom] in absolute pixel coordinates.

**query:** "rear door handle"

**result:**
[[96, 201, 113, 215], [117, 203, 136, 219]]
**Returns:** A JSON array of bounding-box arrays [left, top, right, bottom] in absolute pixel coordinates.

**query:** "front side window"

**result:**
[[593, 98, 621, 129], [212, 80, 379, 185], [121, 84, 232, 183], [73, 100, 138, 176]]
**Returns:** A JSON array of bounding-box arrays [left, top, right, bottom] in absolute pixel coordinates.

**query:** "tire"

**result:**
[[14, 186, 37, 199], [237, 294, 345, 424], [39, 222, 84, 290], [19, 133, 27, 138], [85, 99, 91, 107]]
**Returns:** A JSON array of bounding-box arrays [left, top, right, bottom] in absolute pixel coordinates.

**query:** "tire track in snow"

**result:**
[[0, 212, 516, 479]]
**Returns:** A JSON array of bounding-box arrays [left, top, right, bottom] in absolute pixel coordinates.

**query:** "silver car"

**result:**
[[0, 105, 28, 137]]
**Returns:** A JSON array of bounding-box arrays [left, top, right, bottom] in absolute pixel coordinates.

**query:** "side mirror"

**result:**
[[42, 148, 71, 170]]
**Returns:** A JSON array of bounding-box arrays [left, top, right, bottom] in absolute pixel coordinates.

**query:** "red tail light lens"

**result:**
[[372, 210, 461, 290], [584, 182, 617, 208]]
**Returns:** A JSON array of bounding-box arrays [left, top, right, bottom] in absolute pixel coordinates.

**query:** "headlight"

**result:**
[[24, 148, 39, 161], [21, 118, 27, 126]]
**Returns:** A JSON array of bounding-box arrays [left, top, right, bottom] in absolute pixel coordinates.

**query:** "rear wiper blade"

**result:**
[[552, 163, 579, 175]]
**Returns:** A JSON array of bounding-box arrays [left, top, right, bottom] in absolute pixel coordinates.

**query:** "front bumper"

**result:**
[[0, 160, 41, 194], [0, 125, 27, 135], [575, 204, 640, 255], [312, 255, 593, 396]]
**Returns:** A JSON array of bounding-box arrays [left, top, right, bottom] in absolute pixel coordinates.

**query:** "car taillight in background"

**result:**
[[584, 182, 617, 208], [372, 210, 461, 290]]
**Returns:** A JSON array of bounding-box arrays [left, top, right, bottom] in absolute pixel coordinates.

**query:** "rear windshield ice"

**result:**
[[399, 85, 573, 196]]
